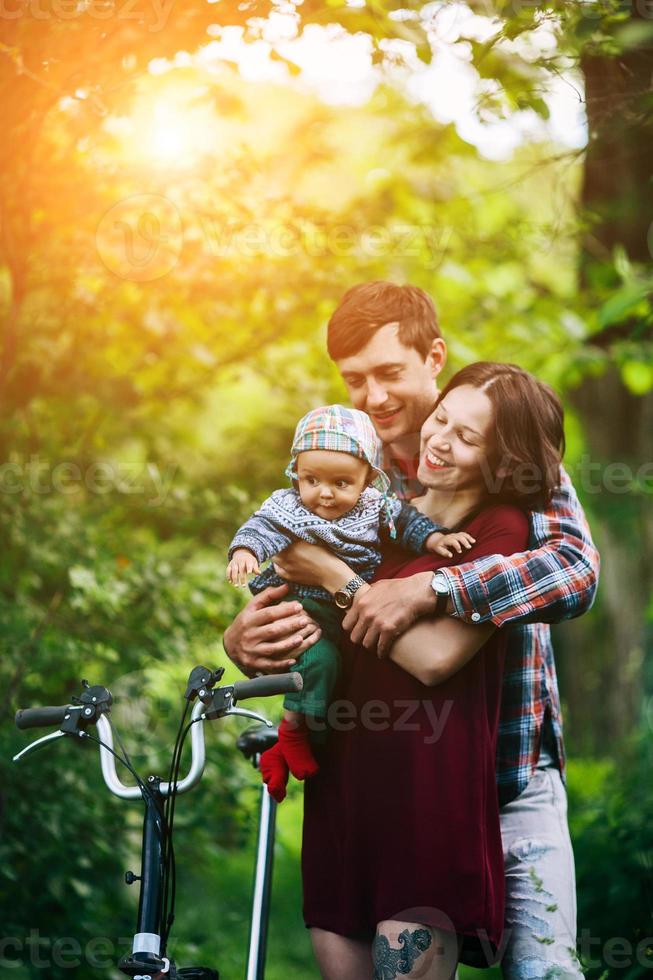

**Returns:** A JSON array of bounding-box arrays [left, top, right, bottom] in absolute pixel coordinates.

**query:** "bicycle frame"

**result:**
[[14, 669, 302, 980]]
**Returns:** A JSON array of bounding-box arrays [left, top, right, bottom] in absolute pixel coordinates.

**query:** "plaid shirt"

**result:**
[[385, 454, 600, 806]]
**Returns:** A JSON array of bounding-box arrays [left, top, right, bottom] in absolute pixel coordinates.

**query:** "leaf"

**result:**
[[615, 19, 653, 51], [621, 361, 653, 395], [613, 244, 633, 282], [597, 283, 650, 329], [574, 15, 605, 42]]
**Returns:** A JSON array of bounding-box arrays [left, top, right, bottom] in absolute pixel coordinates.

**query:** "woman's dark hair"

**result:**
[[327, 281, 441, 361], [437, 362, 565, 511]]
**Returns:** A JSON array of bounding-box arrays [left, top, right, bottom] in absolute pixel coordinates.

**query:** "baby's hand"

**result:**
[[426, 531, 476, 558], [227, 549, 260, 587]]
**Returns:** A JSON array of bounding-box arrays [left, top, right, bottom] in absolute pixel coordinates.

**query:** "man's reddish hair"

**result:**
[[327, 281, 441, 361]]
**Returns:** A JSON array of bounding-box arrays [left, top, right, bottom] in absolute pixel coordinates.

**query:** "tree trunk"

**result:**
[[558, 32, 653, 748]]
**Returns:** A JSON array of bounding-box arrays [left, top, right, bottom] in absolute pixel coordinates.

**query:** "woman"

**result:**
[[273, 362, 565, 980]]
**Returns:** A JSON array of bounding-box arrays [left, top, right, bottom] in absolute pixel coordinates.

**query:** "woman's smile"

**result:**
[[423, 449, 452, 470], [416, 385, 494, 504]]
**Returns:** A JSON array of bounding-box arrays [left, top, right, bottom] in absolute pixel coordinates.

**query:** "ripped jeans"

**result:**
[[499, 768, 583, 980]]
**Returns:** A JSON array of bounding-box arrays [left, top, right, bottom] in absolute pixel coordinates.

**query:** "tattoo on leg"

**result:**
[[373, 928, 432, 979]]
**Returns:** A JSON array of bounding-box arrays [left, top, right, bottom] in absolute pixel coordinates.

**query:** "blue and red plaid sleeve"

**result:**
[[437, 468, 600, 628]]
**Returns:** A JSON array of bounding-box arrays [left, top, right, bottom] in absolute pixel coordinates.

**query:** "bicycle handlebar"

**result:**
[[15, 705, 74, 730], [14, 671, 302, 799], [14, 673, 301, 733], [233, 672, 303, 701]]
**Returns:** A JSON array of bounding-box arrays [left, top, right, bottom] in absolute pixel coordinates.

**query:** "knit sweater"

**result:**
[[228, 487, 444, 601]]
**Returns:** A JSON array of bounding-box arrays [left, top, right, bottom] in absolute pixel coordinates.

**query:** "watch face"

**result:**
[[433, 574, 448, 595], [334, 591, 351, 609]]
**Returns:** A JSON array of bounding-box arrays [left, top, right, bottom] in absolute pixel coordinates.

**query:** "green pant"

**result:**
[[283, 594, 343, 718]]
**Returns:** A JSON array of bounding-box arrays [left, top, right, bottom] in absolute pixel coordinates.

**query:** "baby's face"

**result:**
[[296, 450, 370, 521]]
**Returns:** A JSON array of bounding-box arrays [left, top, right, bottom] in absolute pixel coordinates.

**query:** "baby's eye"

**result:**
[[303, 476, 318, 486], [335, 480, 350, 489]]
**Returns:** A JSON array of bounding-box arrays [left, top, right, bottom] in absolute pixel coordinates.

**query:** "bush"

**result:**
[[568, 735, 653, 979]]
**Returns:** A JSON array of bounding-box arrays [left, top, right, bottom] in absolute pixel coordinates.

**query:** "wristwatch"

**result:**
[[334, 575, 367, 610], [430, 571, 450, 616]]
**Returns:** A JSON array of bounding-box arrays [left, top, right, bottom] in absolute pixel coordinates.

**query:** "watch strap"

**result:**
[[335, 574, 366, 608], [431, 572, 449, 616], [434, 589, 449, 616]]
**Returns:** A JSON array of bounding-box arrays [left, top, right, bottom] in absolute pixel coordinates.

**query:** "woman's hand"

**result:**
[[273, 541, 353, 594]]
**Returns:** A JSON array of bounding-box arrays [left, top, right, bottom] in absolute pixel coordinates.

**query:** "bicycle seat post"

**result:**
[[236, 725, 280, 980]]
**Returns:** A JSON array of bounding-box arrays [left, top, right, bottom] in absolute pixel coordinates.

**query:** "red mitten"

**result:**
[[260, 742, 290, 803], [278, 717, 319, 781]]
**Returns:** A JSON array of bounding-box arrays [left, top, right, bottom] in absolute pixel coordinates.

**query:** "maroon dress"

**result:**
[[301, 505, 529, 964]]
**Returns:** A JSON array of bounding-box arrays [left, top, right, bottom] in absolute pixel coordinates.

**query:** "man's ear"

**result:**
[[426, 338, 447, 380]]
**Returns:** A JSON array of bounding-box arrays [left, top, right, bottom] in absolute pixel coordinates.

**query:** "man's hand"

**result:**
[[222, 583, 321, 676], [342, 572, 437, 657]]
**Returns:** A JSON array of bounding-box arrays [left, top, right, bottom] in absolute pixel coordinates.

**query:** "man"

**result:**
[[223, 281, 599, 979]]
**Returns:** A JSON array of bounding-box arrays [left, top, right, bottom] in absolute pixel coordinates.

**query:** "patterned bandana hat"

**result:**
[[285, 405, 397, 536]]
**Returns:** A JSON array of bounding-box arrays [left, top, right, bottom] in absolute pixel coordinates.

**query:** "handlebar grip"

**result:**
[[232, 672, 303, 702], [15, 705, 72, 731]]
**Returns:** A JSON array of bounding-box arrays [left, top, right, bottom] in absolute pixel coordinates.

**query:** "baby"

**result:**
[[226, 405, 474, 801]]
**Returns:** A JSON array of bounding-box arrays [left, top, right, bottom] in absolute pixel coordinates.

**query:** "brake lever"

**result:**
[[206, 706, 273, 727], [13, 729, 77, 763]]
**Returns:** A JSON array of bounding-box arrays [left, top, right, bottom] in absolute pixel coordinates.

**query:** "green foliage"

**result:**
[[1, 0, 651, 973], [567, 738, 653, 978]]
